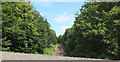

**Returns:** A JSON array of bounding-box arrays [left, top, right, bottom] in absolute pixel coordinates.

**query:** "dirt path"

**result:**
[[53, 44, 64, 56]]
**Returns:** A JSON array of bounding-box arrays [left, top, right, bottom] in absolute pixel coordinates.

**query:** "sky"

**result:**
[[30, 2, 84, 36]]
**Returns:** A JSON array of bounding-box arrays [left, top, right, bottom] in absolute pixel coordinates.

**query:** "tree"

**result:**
[[2, 2, 57, 54], [48, 29, 57, 45], [2, 2, 38, 52], [59, 2, 120, 60], [0, 21, 1, 51]]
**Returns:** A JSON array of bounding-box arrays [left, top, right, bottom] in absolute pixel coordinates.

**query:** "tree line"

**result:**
[[1, 2, 120, 60], [2, 2, 57, 54], [58, 2, 120, 60]]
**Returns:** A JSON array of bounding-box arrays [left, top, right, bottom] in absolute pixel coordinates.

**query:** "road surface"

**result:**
[[0, 51, 119, 62]]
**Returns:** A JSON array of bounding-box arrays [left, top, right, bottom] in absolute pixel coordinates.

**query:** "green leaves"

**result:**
[[59, 2, 120, 60], [43, 44, 56, 55], [2, 2, 57, 54]]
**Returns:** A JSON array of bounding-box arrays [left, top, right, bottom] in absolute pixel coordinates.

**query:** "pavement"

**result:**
[[0, 51, 119, 62]]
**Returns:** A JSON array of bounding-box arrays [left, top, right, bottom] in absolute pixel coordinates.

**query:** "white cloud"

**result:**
[[64, 12, 67, 15], [39, 12, 47, 17], [56, 33, 60, 37], [59, 25, 71, 33], [55, 25, 70, 37], [40, 12, 43, 16], [72, 18, 76, 25], [53, 12, 70, 23], [53, 15, 70, 23]]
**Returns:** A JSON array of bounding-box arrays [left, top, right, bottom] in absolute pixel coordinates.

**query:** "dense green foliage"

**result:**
[[48, 29, 57, 45], [2, 2, 57, 54], [58, 2, 120, 60], [0, 2, 2, 51], [43, 44, 56, 55], [2, 2, 120, 60]]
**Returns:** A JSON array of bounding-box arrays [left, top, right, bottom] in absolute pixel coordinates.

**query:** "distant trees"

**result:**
[[48, 29, 57, 45], [2, 2, 57, 54], [58, 2, 120, 60], [2, 2, 120, 60]]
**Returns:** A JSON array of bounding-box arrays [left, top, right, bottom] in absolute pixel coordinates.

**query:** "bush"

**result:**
[[43, 44, 56, 55]]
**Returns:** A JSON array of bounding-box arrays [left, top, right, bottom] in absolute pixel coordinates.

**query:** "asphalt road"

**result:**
[[0, 51, 119, 62]]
